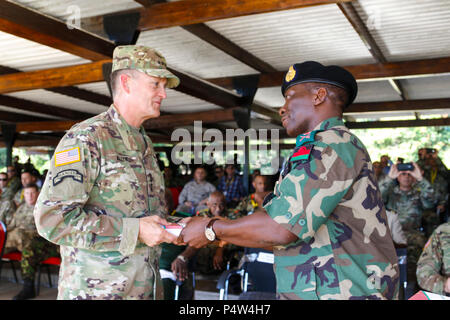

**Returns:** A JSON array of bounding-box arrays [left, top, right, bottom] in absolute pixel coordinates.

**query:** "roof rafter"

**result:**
[[138, 0, 353, 30]]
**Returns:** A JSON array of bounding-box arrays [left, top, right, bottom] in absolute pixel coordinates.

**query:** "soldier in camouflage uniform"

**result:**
[[416, 222, 450, 296], [0, 188, 16, 227], [4, 184, 58, 300], [181, 61, 399, 300], [380, 162, 436, 296], [34, 45, 182, 300], [1, 167, 21, 201], [231, 175, 271, 218], [422, 156, 448, 233]]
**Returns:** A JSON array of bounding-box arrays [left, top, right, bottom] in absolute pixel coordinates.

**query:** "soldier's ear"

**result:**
[[120, 73, 131, 94], [312, 87, 327, 106]]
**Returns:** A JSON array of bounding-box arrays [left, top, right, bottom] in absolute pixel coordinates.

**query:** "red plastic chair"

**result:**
[[169, 187, 182, 209], [37, 256, 61, 295], [0, 224, 22, 283]]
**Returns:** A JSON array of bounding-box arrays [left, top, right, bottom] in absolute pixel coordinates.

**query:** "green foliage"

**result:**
[[351, 126, 450, 166]]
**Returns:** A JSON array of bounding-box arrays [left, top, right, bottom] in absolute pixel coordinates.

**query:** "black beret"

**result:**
[[281, 61, 358, 107]]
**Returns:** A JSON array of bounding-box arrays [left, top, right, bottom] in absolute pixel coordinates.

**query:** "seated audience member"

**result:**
[[195, 191, 242, 274], [2, 166, 21, 200], [248, 169, 261, 194], [163, 164, 184, 188], [4, 184, 59, 300], [380, 154, 392, 176], [217, 164, 247, 207], [416, 222, 450, 296], [0, 188, 16, 226], [212, 165, 224, 188], [373, 161, 387, 185], [417, 148, 448, 179], [380, 161, 436, 293], [232, 174, 271, 219], [0, 172, 9, 198], [422, 155, 448, 229], [386, 210, 407, 247], [176, 166, 216, 214], [13, 170, 38, 207]]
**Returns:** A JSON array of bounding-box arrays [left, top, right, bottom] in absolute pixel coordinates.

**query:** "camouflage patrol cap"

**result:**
[[112, 45, 180, 88]]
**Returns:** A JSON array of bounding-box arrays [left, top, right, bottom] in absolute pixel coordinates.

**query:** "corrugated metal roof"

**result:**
[[0, 31, 89, 71], [4, 89, 107, 114], [356, 0, 450, 61], [205, 4, 376, 70], [0, 104, 61, 119], [137, 27, 258, 79], [10, 0, 142, 19], [0, 0, 449, 129]]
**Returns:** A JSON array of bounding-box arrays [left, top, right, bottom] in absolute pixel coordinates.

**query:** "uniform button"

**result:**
[[285, 213, 292, 219], [298, 219, 306, 226]]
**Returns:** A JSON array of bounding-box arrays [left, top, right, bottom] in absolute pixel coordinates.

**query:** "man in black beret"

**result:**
[[180, 61, 400, 300]]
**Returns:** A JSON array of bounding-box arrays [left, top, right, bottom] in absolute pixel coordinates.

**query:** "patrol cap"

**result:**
[[112, 45, 180, 89], [281, 61, 358, 107]]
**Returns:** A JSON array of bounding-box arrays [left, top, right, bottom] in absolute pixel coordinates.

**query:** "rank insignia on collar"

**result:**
[[290, 145, 313, 162]]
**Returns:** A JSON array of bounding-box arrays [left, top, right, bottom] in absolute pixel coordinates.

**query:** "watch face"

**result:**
[[205, 227, 215, 241]]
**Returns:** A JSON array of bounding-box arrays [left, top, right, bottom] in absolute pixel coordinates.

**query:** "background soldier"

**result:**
[[181, 61, 399, 300], [380, 162, 436, 296], [4, 184, 58, 299], [34, 45, 181, 300], [416, 222, 450, 296]]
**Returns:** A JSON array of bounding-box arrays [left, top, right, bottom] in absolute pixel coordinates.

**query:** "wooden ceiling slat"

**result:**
[[346, 99, 450, 113], [0, 60, 109, 94], [0, 1, 114, 61], [337, 2, 408, 100], [0, 95, 93, 120], [138, 0, 352, 30], [346, 118, 450, 129], [208, 57, 450, 89]]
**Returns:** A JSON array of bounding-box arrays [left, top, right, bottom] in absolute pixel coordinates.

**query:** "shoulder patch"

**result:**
[[423, 238, 431, 251], [290, 145, 313, 162], [53, 169, 83, 186], [55, 147, 81, 167]]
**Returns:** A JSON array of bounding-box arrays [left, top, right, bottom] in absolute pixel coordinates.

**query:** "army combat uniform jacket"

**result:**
[[416, 222, 450, 296], [263, 117, 399, 300], [34, 105, 167, 300]]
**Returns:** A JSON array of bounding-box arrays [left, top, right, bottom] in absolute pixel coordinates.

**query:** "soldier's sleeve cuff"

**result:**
[[118, 218, 140, 256]]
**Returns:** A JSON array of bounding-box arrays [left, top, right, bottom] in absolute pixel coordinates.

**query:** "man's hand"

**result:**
[[179, 216, 211, 248], [388, 164, 400, 180], [410, 162, 423, 181], [445, 277, 450, 294], [213, 247, 225, 270], [171, 256, 189, 281], [138, 215, 177, 247]]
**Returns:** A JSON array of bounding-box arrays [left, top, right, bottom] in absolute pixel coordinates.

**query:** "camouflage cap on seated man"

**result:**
[[112, 45, 180, 88]]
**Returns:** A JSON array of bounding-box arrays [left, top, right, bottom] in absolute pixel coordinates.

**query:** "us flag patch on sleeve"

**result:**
[[55, 147, 81, 167]]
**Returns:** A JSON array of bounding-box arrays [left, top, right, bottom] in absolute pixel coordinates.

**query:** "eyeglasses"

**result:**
[[0, 178, 7, 181]]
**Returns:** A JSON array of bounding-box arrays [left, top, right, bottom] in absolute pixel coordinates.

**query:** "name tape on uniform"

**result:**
[[55, 147, 81, 167]]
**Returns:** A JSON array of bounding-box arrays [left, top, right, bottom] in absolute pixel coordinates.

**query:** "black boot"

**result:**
[[12, 279, 36, 300]]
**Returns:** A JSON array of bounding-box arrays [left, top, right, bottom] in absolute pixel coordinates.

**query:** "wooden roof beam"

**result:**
[[208, 56, 450, 89], [346, 118, 450, 129], [0, 95, 94, 120], [345, 98, 450, 113], [337, 1, 408, 100], [138, 0, 353, 30], [0, 1, 114, 61]]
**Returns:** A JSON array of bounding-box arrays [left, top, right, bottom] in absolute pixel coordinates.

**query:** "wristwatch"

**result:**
[[205, 218, 220, 241]]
